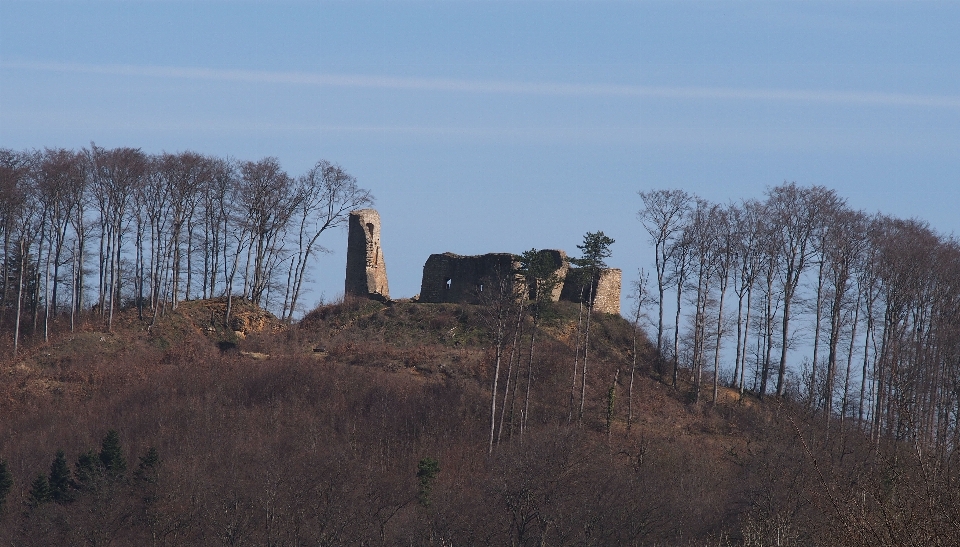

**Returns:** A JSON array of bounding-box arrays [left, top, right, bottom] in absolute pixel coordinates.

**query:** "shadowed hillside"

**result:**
[[0, 297, 956, 546]]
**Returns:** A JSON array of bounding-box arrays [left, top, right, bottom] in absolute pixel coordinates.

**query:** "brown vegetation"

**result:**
[[0, 296, 957, 545]]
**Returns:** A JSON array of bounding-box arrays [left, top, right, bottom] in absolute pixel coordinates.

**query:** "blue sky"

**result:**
[[2, 1, 959, 312]]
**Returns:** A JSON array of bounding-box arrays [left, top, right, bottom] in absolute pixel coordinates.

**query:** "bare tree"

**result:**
[[628, 269, 652, 428], [36, 149, 85, 321], [638, 189, 692, 368], [710, 204, 735, 405], [686, 198, 715, 403], [667, 221, 693, 388], [236, 158, 302, 307], [765, 182, 837, 397], [731, 200, 763, 395], [88, 145, 146, 331], [282, 161, 372, 321], [478, 264, 521, 454], [822, 209, 868, 422], [0, 150, 36, 354]]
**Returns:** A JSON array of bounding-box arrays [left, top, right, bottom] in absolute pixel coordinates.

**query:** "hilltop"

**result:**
[[0, 298, 950, 546]]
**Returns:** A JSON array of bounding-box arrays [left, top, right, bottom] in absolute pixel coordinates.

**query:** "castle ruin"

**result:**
[[418, 250, 621, 315], [342, 208, 621, 314], [344, 209, 390, 301]]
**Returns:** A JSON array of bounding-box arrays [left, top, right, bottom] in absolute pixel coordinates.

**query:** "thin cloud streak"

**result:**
[[5, 60, 960, 109]]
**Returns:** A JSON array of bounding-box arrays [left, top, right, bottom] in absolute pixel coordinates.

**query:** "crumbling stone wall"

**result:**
[[345, 209, 390, 301], [532, 249, 569, 302], [418, 252, 517, 304], [559, 268, 622, 315], [418, 249, 621, 314]]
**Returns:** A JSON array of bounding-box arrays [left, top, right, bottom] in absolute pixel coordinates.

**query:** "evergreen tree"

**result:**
[[416, 457, 440, 508], [48, 449, 73, 503], [28, 473, 50, 506], [571, 231, 615, 424], [99, 429, 126, 476], [0, 458, 12, 509], [74, 449, 99, 488]]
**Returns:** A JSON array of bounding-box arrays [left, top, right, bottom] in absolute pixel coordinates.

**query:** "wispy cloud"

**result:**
[[5, 60, 960, 109]]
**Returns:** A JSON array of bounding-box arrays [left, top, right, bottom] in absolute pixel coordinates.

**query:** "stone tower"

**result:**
[[345, 209, 390, 301]]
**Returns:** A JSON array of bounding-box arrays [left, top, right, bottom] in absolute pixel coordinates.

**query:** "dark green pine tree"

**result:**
[[571, 231, 615, 425], [28, 473, 51, 506], [99, 430, 127, 476], [74, 449, 99, 489], [416, 457, 440, 508], [48, 450, 73, 503], [0, 458, 13, 509]]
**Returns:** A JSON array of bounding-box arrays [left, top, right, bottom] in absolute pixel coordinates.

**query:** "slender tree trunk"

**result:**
[[498, 306, 524, 445], [569, 289, 584, 423], [692, 270, 707, 403], [33, 226, 47, 335], [607, 368, 620, 443], [51, 222, 68, 317], [733, 291, 745, 390], [13, 240, 25, 356], [579, 280, 595, 425], [70, 238, 77, 331], [859, 293, 875, 425], [43, 236, 51, 342], [185, 215, 195, 302], [673, 276, 684, 388], [810, 261, 825, 408], [760, 270, 775, 399], [1, 230, 10, 321], [841, 294, 861, 428], [776, 287, 794, 397], [488, 320, 505, 454], [712, 275, 727, 404], [522, 323, 537, 440], [628, 302, 640, 429], [740, 284, 753, 397]]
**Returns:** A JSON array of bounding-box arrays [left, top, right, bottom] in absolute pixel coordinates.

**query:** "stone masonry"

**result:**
[[418, 252, 517, 304], [418, 249, 621, 314], [344, 209, 390, 301], [559, 267, 622, 315]]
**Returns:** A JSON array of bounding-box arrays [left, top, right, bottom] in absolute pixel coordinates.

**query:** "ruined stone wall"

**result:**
[[418, 252, 517, 304], [559, 267, 622, 315], [417, 249, 621, 313], [593, 268, 622, 315], [533, 249, 569, 302], [344, 209, 390, 301]]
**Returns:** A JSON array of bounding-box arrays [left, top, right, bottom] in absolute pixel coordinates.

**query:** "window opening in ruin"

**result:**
[[365, 223, 377, 265], [478, 283, 483, 293], [445, 279, 451, 290]]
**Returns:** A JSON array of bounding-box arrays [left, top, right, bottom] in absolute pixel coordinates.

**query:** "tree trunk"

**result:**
[[712, 274, 727, 404], [809, 260, 825, 408]]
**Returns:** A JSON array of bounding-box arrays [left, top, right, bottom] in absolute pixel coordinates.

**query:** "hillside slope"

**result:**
[[0, 298, 951, 546]]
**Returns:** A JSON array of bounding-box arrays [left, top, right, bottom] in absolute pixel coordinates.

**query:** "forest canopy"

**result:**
[[0, 146, 373, 350]]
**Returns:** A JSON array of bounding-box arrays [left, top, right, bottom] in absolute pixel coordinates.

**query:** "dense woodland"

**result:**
[[2, 145, 960, 544], [0, 145, 372, 351], [639, 186, 960, 455]]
